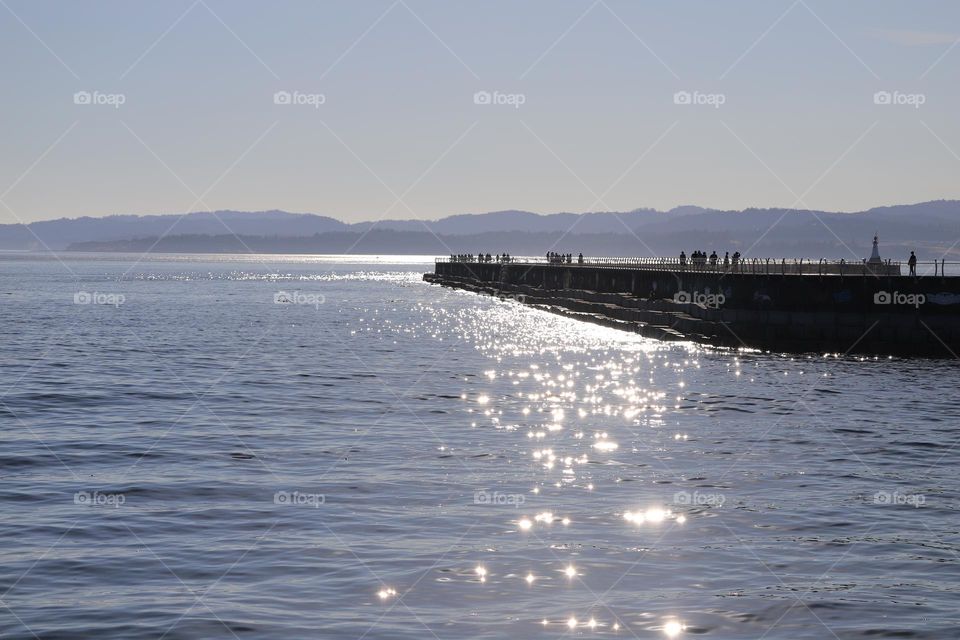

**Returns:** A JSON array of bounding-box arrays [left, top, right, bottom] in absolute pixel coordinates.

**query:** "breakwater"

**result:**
[[424, 259, 960, 356]]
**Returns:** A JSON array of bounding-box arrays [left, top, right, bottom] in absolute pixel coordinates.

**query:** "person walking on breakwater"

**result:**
[[909, 251, 917, 276], [679, 251, 687, 266], [578, 252, 584, 264]]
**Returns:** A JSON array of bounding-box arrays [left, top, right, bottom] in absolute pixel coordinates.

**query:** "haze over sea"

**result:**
[[1, 253, 958, 639]]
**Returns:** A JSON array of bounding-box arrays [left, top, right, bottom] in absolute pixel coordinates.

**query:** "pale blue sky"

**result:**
[[2, 0, 959, 223]]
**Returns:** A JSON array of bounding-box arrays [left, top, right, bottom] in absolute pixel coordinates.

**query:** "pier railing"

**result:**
[[436, 256, 960, 277]]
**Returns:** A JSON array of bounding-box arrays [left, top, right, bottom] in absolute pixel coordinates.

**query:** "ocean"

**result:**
[[0, 253, 957, 639]]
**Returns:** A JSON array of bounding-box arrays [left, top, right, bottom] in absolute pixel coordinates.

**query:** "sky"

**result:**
[[2, 0, 959, 224]]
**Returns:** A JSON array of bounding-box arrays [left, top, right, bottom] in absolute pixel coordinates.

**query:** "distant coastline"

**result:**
[[2, 200, 956, 260]]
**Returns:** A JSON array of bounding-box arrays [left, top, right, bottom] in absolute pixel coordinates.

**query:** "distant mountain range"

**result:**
[[3, 201, 958, 259]]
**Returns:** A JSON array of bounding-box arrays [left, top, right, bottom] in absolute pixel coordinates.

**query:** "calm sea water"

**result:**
[[1, 253, 958, 639]]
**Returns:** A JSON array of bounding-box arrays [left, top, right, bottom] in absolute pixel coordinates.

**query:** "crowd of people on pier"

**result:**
[[448, 249, 922, 277], [451, 251, 589, 264], [546, 251, 584, 264], [448, 244, 923, 277], [449, 253, 514, 263], [679, 250, 741, 268]]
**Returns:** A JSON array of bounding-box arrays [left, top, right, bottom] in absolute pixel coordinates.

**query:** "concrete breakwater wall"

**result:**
[[425, 262, 960, 356]]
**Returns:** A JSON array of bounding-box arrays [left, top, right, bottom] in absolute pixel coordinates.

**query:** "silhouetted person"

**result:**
[[679, 251, 686, 266], [723, 251, 729, 267], [578, 252, 584, 264], [908, 251, 917, 276]]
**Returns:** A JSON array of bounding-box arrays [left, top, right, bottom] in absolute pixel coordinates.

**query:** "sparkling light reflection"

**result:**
[[664, 620, 686, 637], [421, 296, 721, 634]]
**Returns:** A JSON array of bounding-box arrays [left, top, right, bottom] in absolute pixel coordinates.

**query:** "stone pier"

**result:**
[[424, 260, 960, 357]]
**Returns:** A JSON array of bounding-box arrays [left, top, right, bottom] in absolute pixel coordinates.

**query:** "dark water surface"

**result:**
[[1, 253, 958, 639]]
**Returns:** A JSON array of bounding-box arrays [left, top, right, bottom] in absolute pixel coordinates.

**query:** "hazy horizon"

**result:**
[[3, 1, 960, 223], [8, 197, 959, 226]]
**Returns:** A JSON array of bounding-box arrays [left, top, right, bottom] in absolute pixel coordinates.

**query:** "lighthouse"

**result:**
[[868, 234, 882, 264]]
